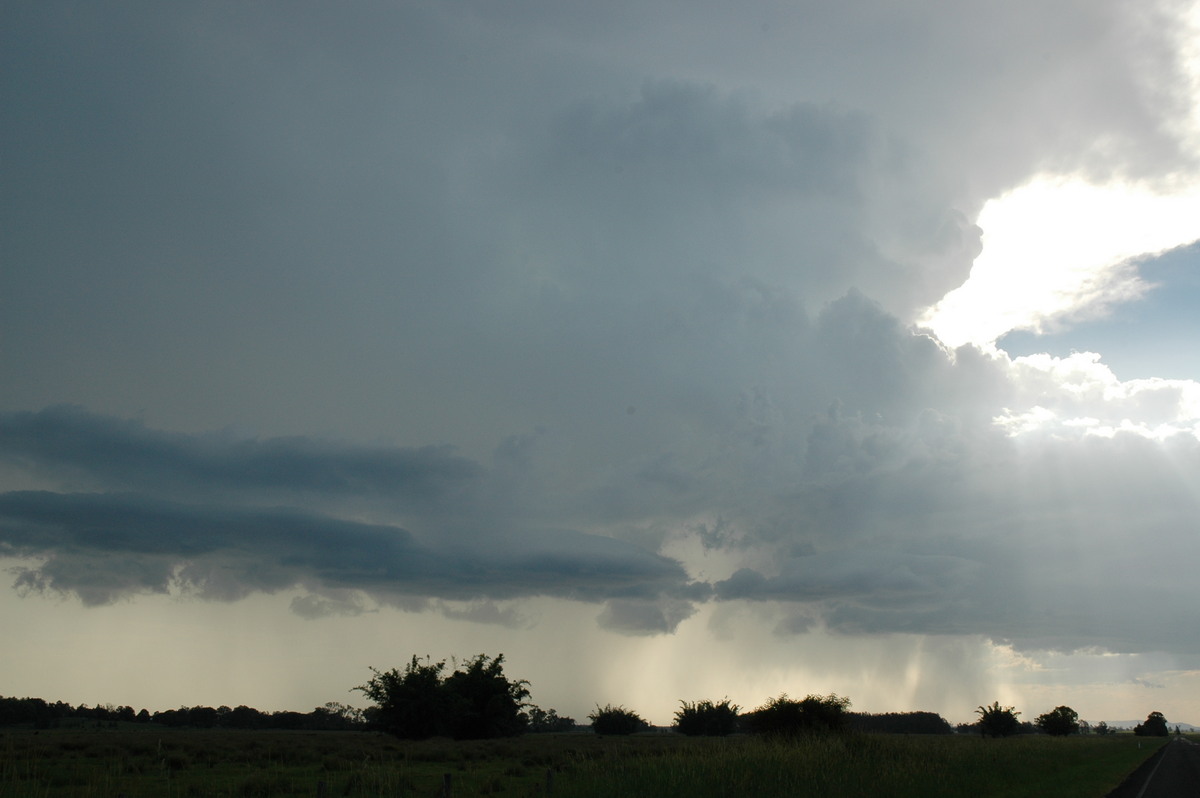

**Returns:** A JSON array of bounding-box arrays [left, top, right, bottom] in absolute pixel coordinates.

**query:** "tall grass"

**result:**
[[554, 733, 1167, 798], [0, 727, 1167, 797]]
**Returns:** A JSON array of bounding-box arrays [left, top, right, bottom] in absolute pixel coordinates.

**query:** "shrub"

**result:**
[[673, 699, 740, 736], [588, 704, 648, 735], [743, 694, 851, 736]]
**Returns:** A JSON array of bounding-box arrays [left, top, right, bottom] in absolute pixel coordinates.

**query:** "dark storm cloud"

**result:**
[[4, 0, 1200, 659], [0, 490, 694, 609], [0, 406, 483, 503]]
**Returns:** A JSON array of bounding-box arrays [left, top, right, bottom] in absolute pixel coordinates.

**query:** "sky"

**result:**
[[3, 0, 1200, 727]]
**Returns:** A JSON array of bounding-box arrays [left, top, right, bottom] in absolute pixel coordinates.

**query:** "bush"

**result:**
[[743, 694, 851, 736], [588, 704, 648, 735], [673, 699, 740, 736]]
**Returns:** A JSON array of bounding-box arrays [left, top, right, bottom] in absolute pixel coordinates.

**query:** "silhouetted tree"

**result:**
[[225, 705, 265, 729], [357, 656, 451, 739], [1035, 705, 1079, 736], [188, 706, 220, 728], [1135, 711, 1169, 737], [673, 699, 740, 736], [588, 704, 648, 735], [442, 654, 530, 739], [975, 702, 1021, 737], [850, 711, 953, 734], [526, 705, 577, 733], [356, 653, 529, 740], [743, 694, 852, 736]]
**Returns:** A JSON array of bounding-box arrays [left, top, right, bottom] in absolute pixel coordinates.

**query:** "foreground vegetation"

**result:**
[[0, 726, 1172, 798]]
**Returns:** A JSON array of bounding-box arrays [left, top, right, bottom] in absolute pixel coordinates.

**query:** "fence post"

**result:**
[[316, 779, 327, 797], [443, 772, 452, 797], [545, 768, 554, 795]]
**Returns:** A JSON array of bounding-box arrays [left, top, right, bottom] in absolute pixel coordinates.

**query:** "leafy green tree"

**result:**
[[975, 702, 1022, 737], [589, 704, 648, 735], [1035, 705, 1079, 736], [1094, 720, 1112, 735], [743, 694, 852, 736], [673, 699, 740, 736], [1134, 711, 1169, 737]]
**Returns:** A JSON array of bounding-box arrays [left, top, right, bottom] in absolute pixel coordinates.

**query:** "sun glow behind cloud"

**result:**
[[925, 5, 1200, 351], [921, 176, 1200, 349]]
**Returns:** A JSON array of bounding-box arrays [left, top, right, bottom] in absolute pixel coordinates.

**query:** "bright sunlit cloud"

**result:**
[[921, 176, 1200, 349]]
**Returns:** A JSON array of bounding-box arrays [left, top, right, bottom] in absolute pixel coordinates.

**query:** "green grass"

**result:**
[[0, 728, 1167, 798]]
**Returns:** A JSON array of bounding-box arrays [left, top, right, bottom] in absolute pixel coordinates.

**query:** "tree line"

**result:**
[[2, 652, 1176, 741], [357, 653, 1176, 741], [968, 701, 1171, 738], [0, 695, 364, 731]]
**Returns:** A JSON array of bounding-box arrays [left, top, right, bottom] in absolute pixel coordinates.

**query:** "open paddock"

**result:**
[[0, 727, 1172, 797]]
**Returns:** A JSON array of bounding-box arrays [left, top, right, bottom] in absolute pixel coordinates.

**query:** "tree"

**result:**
[[1134, 711, 1169, 737], [1094, 720, 1112, 735], [589, 704, 648, 735], [357, 656, 451, 739], [975, 702, 1022, 737], [1035, 705, 1079, 736], [526, 705, 577, 733], [356, 654, 530, 740], [743, 694, 852, 736], [673, 699, 740, 736], [850, 711, 953, 735], [442, 654, 530, 739]]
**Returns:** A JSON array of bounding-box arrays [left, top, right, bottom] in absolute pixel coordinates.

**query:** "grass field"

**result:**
[[0, 726, 1171, 797]]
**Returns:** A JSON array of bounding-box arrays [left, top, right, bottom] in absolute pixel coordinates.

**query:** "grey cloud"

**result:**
[[289, 593, 372, 620], [437, 601, 533, 630], [1131, 678, 1166, 690], [0, 406, 483, 505], [521, 82, 971, 319], [712, 417, 1200, 656], [0, 491, 697, 607], [715, 551, 979, 605], [597, 597, 699, 636], [4, 0, 1200, 674]]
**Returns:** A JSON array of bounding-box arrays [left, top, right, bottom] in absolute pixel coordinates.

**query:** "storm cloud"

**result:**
[[4, 0, 1200, 721], [0, 488, 695, 612]]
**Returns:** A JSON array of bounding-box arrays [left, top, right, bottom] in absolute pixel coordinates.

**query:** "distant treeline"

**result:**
[[1, 693, 957, 736], [0, 695, 364, 731], [848, 711, 953, 735]]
